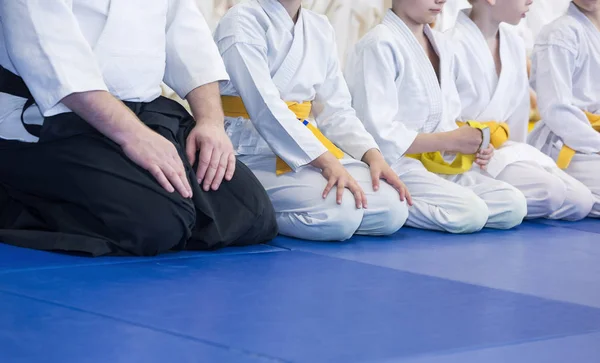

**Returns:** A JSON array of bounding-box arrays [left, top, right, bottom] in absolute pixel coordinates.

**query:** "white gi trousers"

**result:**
[[495, 161, 594, 220], [397, 168, 527, 234], [240, 155, 410, 241], [549, 148, 600, 218]]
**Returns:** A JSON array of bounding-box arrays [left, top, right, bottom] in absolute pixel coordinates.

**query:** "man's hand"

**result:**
[[121, 128, 193, 198], [186, 123, 236, 192], [362, 149, 413, 206], [62, 90, 193, 198], [186, 82, 236, 192]]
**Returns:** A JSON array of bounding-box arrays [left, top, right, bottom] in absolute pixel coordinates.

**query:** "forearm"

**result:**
[[405, 132, 452, 154], [61, 91, 146, 146], [185, 82, 224, 126]]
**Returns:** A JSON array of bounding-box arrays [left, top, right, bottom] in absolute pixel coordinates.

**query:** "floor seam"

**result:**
[[0, 289, 291, 363], [0, 249, 291, 275]]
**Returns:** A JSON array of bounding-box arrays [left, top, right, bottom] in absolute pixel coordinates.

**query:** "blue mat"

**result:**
[[271, 222, 600, 308], [531, 218, 600, 234], [1, 251, 600, 363], [0, 292, 273, 363], [0, 243, 285, 274], [2, 221, 600, 362], [399, 331, 600, 363]]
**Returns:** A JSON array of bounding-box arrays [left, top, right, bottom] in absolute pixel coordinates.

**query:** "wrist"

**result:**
[[196, 116, 224, 128], [361, 148, 381, 165], [440, 131, 456, 152], [111, 121, 148, 147], [310, 151, 336, 170], [185, 82, 224, 127]]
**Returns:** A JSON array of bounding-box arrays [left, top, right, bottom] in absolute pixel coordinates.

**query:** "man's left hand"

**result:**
[[186, 122, 236, 192]]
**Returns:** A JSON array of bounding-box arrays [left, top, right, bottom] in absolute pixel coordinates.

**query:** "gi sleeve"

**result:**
[[533, 43, 600, 153], [345, 37, 419, 166], [164, 0, 229, 99], [312, 24, 380, 161], [506, 48, 531, 144], [217, 38, 327, 171], [0, 0, 108, 116]]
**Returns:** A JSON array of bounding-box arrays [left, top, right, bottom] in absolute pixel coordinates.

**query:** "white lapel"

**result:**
[[258, 0, 306, 95], [455, 11, 496, 106], [456, 11, 515, 121], [480, 25, 517, 121], [571, 2, 600, 55], [383, 10, 443, 133], [93, 0, 121, 53]]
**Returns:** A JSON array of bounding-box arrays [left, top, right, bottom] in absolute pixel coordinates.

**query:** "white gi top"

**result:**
[[529, 2, 600, 156], [214, 0, 379, 172], [434, 0, 570, 54], [516, 0, 571, 53], [450, 10, 555, 177], [346, 10, 463, 174], [0, 0, 228, 142]]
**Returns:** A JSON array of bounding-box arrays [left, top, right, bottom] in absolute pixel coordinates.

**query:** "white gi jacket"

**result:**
[[529, 2, 600, 156], [214, 0, 379, 172], [0, 0, 228, 141], [450, 10, 555, 177], [346, 9, 463, 174]]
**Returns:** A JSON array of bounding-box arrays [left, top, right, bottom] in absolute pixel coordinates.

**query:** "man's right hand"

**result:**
[[447, 126, 483, 154], [310, 152, 367, 209], [61, 90, 193, 198], [121, 127, 193, 198]]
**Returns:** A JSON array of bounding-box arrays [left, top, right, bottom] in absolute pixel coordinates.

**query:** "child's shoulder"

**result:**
[[300, 7, 339, 43], [347, 23, 403, 67], [356, 23, 398, 51], [301, 7, 331, 28], [219, 1, 268, 25], [215, 2, 271, 43], [536, 15, 584, 51]]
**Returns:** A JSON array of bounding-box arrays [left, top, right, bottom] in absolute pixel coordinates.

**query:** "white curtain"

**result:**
[[302, 0, 385, 67]]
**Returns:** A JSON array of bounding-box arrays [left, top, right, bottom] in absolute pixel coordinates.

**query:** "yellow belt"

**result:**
[[221, 96, 344, 175], [528, 59, 540, 133], [556, 111, 600, 169], [529, 114, 541, 133], [406, 121, 510, 175], [529, 92, 541, 133]]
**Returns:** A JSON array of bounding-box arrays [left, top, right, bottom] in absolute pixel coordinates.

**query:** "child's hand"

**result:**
[[475, 145, 494, 170], [362, 149, 413, 206], [312, 152, 367, 209], [447, 126, 483, 154]]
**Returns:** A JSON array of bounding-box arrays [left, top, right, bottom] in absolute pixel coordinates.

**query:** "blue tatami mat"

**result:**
[[398, 331, 600, 363], [1, 251, 600, 363], [0, 243, 285, 274], [271, 222, 600, 308], [0, 292, 273, 363], [531, 218, 600, 234]]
